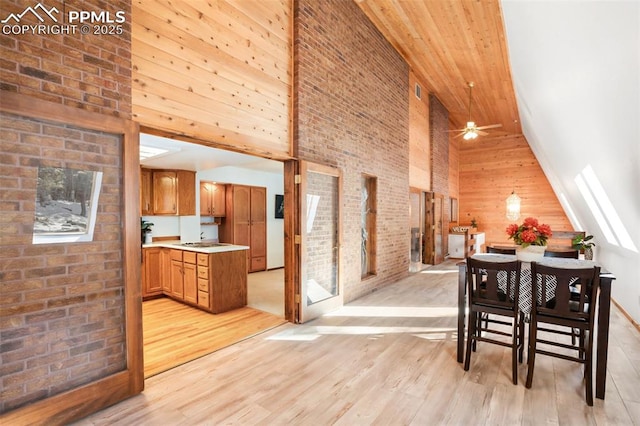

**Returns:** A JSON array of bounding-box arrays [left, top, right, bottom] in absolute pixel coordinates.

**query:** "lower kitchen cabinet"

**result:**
[[142, 247, 165, 299], [150, 247, 247, 314]]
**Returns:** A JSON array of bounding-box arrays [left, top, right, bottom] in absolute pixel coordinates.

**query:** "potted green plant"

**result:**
[[141, 219, 154, 244], [470, 218, 478, 230], [572, 234, 595, 260]]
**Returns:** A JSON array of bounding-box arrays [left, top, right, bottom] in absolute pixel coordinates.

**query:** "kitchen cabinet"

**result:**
[[199, 181, 226, 217], [140, 168, 153, 215], [219, 185, 267, 272], [152, 246, 247, 314], [197, 249, 247, 313], [169, 249, 197, 304], [142, 247, 163, 298], [140, 168, 196, 216]]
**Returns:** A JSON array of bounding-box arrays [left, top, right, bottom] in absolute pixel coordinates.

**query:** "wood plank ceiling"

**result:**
[[355, 0, 521, 138]]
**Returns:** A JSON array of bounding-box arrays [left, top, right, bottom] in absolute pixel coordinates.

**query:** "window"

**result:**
[[361, 175, 377, 278], [450, 197, 459, 223]]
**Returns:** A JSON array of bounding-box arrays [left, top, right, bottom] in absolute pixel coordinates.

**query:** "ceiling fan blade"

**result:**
[[476, 123, 502, 130], [477, 130, 489, 136], [447, 129, 465, 133]]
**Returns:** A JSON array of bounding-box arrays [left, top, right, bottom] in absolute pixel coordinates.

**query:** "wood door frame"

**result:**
[[0, 92, 143, 424]]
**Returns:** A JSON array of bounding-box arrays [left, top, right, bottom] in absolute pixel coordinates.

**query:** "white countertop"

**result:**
[[142, 240, 249, 254]]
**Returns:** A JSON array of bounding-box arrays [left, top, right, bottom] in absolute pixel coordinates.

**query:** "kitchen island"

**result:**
[[141, 241, 249, 314]]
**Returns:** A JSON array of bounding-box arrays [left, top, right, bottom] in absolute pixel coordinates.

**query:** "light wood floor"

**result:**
[[143, 269, 285, 377], [76, 260, 640, 425]]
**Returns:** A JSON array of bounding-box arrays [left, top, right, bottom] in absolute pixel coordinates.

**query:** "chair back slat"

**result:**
[[531, 263, 600, 320], [467, 258, 521, 311]]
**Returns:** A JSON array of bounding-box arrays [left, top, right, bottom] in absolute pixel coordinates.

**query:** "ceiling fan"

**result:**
[[450, 82, 502, 140]]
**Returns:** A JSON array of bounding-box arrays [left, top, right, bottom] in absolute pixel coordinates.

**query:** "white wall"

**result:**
[[198, 166, 285, 269], [502, 0, 640, 323]]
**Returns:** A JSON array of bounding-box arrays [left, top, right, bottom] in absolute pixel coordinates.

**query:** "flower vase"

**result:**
[[516, 245, 546, 262]]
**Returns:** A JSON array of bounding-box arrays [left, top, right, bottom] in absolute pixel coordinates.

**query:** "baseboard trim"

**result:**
[[612, 297, 640, 333]]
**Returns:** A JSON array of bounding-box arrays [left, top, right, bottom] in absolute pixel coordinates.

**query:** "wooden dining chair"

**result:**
[[543, 249, 579, 259], [526, 263, 601, 405], [464, 258, 524, 384], [486, 246, 516, 255]]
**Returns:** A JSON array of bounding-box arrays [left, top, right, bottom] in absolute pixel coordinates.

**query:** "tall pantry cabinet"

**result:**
[[219, 185, 267, 272]]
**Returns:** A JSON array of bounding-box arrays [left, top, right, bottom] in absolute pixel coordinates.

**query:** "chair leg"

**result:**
[[464, 311, 477, 372], [585, 330, 594, 406], [525, 320, 537, 389], [512, 316, 518, 385], [518, 312, 525, 363]]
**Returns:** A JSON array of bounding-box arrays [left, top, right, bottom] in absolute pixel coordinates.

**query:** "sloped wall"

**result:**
[[294, 0, 410, 302]]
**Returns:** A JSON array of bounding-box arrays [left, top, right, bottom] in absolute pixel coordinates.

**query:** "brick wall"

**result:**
[[429, 94, 450, 258], [0, 0, 131, 117], [0, 0, 131, 414], [429, 94, 449, 199], [294, 0, 410, 302]]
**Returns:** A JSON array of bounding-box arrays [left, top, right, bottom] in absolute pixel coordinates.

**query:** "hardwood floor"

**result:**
[[76, 260, 640, 425], [143, 298, 286, 378]]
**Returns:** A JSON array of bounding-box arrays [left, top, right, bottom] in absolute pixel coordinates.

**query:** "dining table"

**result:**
[[456, 253, 616, 399]]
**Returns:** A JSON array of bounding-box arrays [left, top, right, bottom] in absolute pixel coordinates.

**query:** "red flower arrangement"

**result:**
[[506, 217, 553, 247]]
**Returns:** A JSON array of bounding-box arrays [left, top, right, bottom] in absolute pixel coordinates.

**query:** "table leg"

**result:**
[[457, 262, 466, 363], [595, 276, 613, 399]]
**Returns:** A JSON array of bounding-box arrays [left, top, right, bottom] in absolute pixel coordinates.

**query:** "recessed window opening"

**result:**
[[581, 165, 638, 253], [575, 175, 618, 246], [361, 175, 377, 279]]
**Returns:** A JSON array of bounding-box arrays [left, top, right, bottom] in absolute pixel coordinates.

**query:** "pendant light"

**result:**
[[506, 191, 521, 221]]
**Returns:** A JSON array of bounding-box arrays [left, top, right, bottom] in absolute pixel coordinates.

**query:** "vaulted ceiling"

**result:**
[[355, 0, 520, 137]]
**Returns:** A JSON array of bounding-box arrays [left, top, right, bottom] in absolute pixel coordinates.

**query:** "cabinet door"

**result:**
[[140, 169, 153, 215], [211, 184, 226, 217], [182, 261, 198, 305], [199, 181, 212, 216], [170, 258, 184, 298], [153, 171, 178, 215], [250, 186, 267, 272], [233, 185, 251, 246], [161, 248, 171, 293], [143, 247, 163, 297]]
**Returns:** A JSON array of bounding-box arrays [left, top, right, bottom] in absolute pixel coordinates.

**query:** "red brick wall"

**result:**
[[294, 0, 410, 302], [0, 0, 131, 414], [0, 0, 131, 117]]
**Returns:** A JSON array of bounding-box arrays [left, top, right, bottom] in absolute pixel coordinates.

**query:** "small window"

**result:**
[[415, 83, 422, 100], [361, 175, 377, 278], [450, 197, 459, 223]]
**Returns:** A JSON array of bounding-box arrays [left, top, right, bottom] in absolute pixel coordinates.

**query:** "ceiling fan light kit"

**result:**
[[452, 82, 502, 140]]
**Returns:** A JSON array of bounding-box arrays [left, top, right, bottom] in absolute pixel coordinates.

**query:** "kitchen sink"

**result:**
[[180, 242, 231, 248]]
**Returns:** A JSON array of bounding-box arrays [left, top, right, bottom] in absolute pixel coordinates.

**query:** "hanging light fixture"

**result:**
[[506, 190, 521, 221]]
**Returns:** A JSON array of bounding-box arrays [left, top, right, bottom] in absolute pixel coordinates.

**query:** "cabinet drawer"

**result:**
[[197, 253, 209, 266], [170, 249, 183, 262], [197, 267, 209, 280], [251, 256, 266, 272], [197, 278, 209, 292], [197, 290, 210, 309], [183, 251, 197, 264]]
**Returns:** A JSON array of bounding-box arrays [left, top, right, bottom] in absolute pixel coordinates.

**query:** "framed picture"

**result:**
[[275, 194, 284, 219], [32, 166, 102, 244]]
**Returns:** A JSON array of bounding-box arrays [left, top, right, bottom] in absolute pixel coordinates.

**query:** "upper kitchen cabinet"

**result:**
[[200, 181, 226, 217], [140, 168, 196, 216]]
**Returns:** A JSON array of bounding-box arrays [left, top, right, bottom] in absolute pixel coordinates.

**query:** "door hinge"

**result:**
[[294, 235, 301, 244], [294, 174, 301, 184]]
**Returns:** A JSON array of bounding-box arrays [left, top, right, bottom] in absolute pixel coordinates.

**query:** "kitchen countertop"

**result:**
[[142, 240, 249, 254]]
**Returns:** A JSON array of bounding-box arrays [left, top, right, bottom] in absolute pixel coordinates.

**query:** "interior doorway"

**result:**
[[138, 131, 287, 376]]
